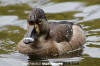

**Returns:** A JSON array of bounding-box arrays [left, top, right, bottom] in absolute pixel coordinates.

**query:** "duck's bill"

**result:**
[[23, 25, 38, 44]]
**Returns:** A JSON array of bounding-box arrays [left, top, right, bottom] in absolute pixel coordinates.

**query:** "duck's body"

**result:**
[[17, 22, 85, 56], [16, 8, 85, 57]]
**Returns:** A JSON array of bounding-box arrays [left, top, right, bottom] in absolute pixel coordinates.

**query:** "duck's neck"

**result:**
[[39, 19, 50, 34], [37, 19, 50, 40]]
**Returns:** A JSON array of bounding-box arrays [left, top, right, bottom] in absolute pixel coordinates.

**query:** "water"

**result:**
[[0, 0, 100, 66]]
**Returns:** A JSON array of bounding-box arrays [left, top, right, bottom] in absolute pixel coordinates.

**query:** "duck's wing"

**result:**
[[49, 23, 73, 43], [48, 21, 74, 29]]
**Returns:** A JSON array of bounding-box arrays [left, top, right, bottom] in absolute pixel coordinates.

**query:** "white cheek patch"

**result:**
[[24, 38, 34, 41]]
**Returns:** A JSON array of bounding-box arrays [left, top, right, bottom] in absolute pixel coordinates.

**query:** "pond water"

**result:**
[[0, 0, 100, 66]]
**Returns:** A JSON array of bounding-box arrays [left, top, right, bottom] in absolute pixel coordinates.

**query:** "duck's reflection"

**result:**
[[28, 49, 83, 66]]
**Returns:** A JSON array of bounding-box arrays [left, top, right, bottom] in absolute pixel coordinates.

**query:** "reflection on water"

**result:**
[[42, 2, 85, 13], [75, 5, 100, 22], [28, 57, 81, 66], [27, 49, 83, 66], [0, 16, 27, 29], [0, 25, 26, 54], [0, 0, 100, 66], [0, 0, 49, 7], [0, 52, 28, 66]]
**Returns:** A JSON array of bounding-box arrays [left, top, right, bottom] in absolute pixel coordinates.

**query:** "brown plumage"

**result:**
[[49, 22, 73, 42], [16, 8, 86, 57]]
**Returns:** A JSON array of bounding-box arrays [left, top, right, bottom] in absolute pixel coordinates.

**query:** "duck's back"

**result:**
[[49, 22, 73, 43]]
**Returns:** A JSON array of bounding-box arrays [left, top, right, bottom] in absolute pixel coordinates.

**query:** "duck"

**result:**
[[16, 8, 86, 57]]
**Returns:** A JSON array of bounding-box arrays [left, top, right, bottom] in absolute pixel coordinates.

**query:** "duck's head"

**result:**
[[23, 8, 49, 44]]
